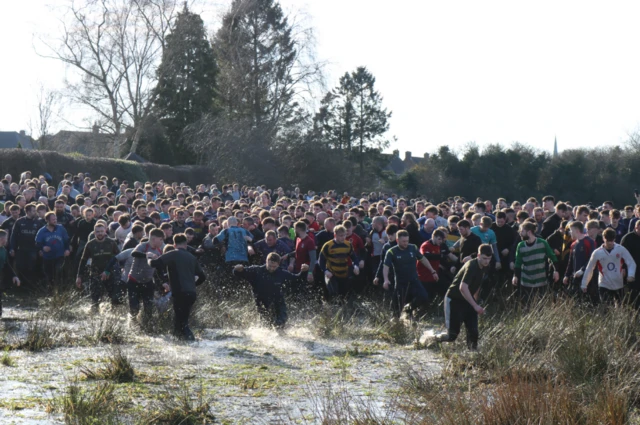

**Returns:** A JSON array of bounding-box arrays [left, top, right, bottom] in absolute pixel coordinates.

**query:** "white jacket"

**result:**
[[582, 243, 636, 291]]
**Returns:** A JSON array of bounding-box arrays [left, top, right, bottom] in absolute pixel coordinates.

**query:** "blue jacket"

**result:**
[[36, 225, 70, 260]]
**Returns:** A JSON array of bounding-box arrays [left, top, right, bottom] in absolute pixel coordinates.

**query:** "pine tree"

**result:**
[[315, 66, 391, 188], [214, 0, 297, 130], [153, 4, 217, 164]]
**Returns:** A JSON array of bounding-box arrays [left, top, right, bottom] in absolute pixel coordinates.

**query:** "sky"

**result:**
[[1, 0, 640, 157]]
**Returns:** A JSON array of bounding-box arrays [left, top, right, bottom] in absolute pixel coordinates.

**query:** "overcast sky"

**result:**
[[1, 0, 639, 156]]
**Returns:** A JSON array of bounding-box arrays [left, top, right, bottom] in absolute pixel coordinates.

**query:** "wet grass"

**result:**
[[1, 347, 15, 367], [46, 380, 122, 425], [18, 316, 61, 352], [81, 349, 135, 383], [137, 382, 215, 425]]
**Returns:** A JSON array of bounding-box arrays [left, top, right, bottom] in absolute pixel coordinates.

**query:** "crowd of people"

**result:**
[[0, 170, 639, 346]]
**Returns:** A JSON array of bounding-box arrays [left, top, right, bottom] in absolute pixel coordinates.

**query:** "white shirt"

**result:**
[[582, 243, 636, 291]]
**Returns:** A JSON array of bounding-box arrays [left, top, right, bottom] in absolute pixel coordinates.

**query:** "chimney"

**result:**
[[19, 130, 25, 136], [92, 123, 99, 134], [405, 151, 412, 161], [392, 149, 400, 158]]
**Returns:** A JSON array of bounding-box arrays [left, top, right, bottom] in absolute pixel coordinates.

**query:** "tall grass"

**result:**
[[47, 381, 122, 425], [399, 297, 640, 424]]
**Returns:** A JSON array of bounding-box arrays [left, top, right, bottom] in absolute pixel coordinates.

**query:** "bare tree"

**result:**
[[28, 85, 61, 149], [35, 0, 184, 156]]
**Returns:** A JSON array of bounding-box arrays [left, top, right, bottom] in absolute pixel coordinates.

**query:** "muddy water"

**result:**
[[0, 300, 442, 424]]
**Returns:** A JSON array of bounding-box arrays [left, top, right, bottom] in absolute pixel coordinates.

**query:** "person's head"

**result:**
[[265, 230, 277, 247], [603, 201, 614, 211], [324, 217, 336, 233], [131, 224, 144, 240], [431, 229, 445, 246], [635, 219, 640, 236], [294, 221, 307, 237], [576, 206, 589, 223], [94, 223, 107, 240], [542, 196, 555, 212], [334, 225, 347, 243], [603, 227, 616, 249], [477, 244, 493, 267], [386, 223, 399, 242], [266, 252, 281, 272], [45, 211, 57, 226], [556, 202, 569, 219], [0, 229, 7, 248], [173, 233, 188, 248], [519, 221, 537, 240], [533, 207, 544, 223], [149, 228, 165, 249], [611, 209, 621, 226], [84, 207, 95, 221], [372, 216, 385, 232], [227, 216, 238, 227], [25, 203, 37, 219], [480, 216, 492, 230], [458, 219, 472, 237], [396, 229, 409, 249], [495, 211, 506, 226], [448, 215, 460, 232], [586, 219, 600, 238], [53, 200, 65, 214], [569, 221, 585, 240], [277, 225, 290, 240]]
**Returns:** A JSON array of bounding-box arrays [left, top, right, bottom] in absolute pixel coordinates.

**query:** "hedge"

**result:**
[[0, 149, 214, 187]]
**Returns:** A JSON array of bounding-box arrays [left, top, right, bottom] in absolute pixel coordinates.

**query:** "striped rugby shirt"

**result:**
[[514, 238, 558, 288]]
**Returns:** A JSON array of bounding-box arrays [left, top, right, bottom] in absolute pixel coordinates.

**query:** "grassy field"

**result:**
[[1, 287, 639, 424]]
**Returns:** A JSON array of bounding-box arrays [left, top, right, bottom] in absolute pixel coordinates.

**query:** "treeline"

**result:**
[[391, 143, 640, 207], [43, 0, 392, 189]]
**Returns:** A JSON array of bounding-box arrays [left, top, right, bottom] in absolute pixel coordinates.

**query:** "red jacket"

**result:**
[[418, 240, 440, 282]]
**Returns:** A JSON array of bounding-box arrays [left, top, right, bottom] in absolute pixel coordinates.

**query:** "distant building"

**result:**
[[553, 136, 558, 158], [43, 124, 126, 158], [0, 130, 35, 149], [383, 150, 429, 175]]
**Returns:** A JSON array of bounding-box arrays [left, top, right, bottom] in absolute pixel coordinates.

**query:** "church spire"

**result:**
[[553, 136, 558, 158]]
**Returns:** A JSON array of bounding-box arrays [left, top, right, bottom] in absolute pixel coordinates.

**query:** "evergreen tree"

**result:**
[[214, 0, 298, 129], [153, 4, 217, 164], [315, 66, 391, 189]]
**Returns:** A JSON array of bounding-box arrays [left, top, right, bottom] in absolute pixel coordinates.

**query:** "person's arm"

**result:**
[[581, 251, 598, 290], [621, 246, 637, 281], [195, 261, 207, 286], [319, 244, 328, 273], [564, 248, 575, 280], [62, 227, 70, 252], [35, 227, 45, 251], [491, 242, 500, 263], [460, 282, 483, 314], [418, 256, 437, 274], [77, 243, 92, 278], [308, 249, 317, 271], [9, 220, 18, 252], [149, 256, 165, 269]]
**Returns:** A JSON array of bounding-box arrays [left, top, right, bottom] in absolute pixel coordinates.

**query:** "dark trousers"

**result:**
[[445, 297, 479, 349], [599, 287, 624, 304], [15, 249, 37, 284], [128, 279, 155, 322], [172, 291, 197, 338], [43, 257, 65, 288], [88, 275, 120, 308], [519, 285, 549, 307], [256, 297, 288, 328], [392, 279, 429, 318]]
